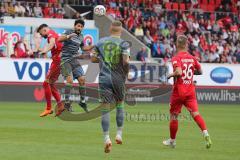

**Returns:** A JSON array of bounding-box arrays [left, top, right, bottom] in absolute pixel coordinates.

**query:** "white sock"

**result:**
[[81, 99, 86, 103], [202, 130, 209, 137], [170, 139, 176, 142], [103, 132, 110, 143], [116, 127, 123, 137]]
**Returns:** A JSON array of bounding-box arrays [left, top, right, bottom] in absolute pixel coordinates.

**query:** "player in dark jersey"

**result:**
[[58, 19, 94, 112], [163, 35, 212, 149], [92, 21, 130, 153], [37, 24, 64, 117]]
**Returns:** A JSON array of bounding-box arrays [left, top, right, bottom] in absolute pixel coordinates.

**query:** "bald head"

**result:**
[[177, 35, 188, 51], [110, 20, 122, 36]]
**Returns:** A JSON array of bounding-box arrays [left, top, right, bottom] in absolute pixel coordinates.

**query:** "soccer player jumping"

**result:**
[[37, 24, 64, 117], [92, 21, 130, 153], [163, 35, 212, 149], [58, 19, 94, 112]]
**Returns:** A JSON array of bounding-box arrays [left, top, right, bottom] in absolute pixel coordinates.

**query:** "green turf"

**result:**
[[0, 102, 239, 160]]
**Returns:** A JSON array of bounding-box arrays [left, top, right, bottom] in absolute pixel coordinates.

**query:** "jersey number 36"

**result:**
[[182, 63, 193, 80]]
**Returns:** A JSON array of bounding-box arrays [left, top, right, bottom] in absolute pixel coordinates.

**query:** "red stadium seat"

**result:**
[[209, 0, 215, 5], [201, 0, 208, 5], [165, 2, 172, 10], [172, 3, 179, 10], [215, 0, 221, 5], [207, 4, 216, 12], [180, 3, 186, 10], [200, 4, 207, 11]]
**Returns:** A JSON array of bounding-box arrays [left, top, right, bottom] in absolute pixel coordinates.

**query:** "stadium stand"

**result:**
[[105, 0, 240, 64], [0, 0, 240, 64]]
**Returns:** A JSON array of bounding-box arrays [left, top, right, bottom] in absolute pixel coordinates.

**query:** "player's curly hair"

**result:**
[[74, 19, 85, 26]]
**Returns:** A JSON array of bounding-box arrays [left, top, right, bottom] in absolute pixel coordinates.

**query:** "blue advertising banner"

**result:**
[[0, 25, 26, 53]]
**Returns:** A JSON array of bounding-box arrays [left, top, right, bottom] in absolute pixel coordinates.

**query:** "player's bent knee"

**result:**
[[66, 77, 73, 84], [78, 76, 85, 86], [43, 80, 49, 88], [170, 114, 178, 120]]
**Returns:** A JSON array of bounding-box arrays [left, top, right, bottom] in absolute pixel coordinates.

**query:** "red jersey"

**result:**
[[47, 30, 62, 62], [171, 51, 201, 97]]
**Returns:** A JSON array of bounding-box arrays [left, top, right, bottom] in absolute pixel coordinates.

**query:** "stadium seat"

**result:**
[[207, 5, 216, 12], [215, 0, 221, 5], [172, 3, 179, 10], [180, 3, 186, 10], [165, 2, 172, 10], [209, 0, 215, 5], [200, 4, 207, 11], [201, 0, 208, 5]]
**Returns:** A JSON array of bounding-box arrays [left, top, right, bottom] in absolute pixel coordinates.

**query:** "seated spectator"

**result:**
[[136, 47, 148, 62], [6, 2, 15, 18], [72, 12, 82, 19], [55, 4, 65, 19], [143, 30, 153, 48], [0, 49, 5, 57], [11, 40, 29, 58], [0, 5, 5, 23], [208, 51, 220, 63], [134, 25, 144, 40], [24, 2, 34, 17], [43, 3, 52, 18], [14, 2, 25, 17], [192, 34, 200, 47], [152, 40, 164, 58], [33, 2, 43, 18], [232, 56, 239, 64]]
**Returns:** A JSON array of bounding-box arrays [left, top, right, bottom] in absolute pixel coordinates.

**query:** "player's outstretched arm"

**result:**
[[39, 37, 55, 54], [90, 49, 99, 63], [58, 33, 77, 42], [82, 45, 94, 51]]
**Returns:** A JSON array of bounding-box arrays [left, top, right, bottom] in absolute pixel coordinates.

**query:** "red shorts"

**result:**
[[170, 91, 198, 115], [46, 61, 60, 83]]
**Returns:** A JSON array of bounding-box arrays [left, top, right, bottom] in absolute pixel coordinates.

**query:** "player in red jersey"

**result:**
[[37, 24, 64, 117], [163, 35, 212, 149]]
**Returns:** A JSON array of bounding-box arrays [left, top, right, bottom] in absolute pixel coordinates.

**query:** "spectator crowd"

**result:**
[[0, 0, 240, 64], [0, 1, 66, 19], [105, 0, 240, 64]]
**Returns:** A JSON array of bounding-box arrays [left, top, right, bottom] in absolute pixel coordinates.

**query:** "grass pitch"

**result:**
[[0, 102, 239, 160]]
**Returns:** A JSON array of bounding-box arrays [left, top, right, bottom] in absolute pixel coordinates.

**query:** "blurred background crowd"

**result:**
[[0, 0, 240, 64]]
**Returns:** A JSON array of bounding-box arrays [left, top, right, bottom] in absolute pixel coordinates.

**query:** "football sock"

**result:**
[[43, 81, 52, 110], [50, 84, 61, 104], [170, 119, 178, 140], [193, 115, 207, 131], [103, 131, 110, 143], [202, 130, 209, 137], [79, 86, 86, 103], [101, 110, 110, 134], [65, 83, 72, 103], [116, 103, 124, 134]]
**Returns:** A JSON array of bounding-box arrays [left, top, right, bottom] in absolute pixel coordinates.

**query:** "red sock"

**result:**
[[170, 120, 178, 139], [43, 81, 52, 110], [194, 115, 207, 131], [51, 84, 61, 104]]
